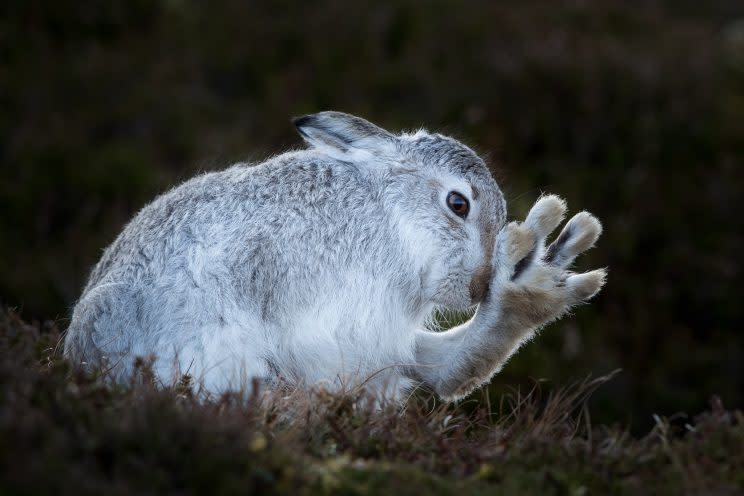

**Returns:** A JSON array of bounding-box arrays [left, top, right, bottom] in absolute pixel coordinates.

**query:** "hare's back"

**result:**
[[84, 152, 380, 293]]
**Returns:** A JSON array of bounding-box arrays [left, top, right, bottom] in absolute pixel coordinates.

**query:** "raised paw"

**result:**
[[491, 194, 606, 329]]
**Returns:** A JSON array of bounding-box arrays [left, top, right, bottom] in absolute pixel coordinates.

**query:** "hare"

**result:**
[[64, 111, 605, 401]]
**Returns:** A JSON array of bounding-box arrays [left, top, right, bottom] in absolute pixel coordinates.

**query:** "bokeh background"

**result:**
[[2, 0, 743, 431]]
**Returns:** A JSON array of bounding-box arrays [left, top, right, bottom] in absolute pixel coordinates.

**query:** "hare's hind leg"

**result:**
[[64, 284, 141, 380]]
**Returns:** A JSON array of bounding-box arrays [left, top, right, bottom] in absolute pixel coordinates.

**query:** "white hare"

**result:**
[[64, 112, 605, 401]]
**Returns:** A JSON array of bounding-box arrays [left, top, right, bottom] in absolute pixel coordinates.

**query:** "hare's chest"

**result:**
[[275, 276, 418, 388]]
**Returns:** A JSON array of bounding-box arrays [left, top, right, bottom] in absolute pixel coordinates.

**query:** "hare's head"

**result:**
[[293, 112, 507, 311]]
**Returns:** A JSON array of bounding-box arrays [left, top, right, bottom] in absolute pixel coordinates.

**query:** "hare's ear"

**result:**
[[292, 111, 394, 157]]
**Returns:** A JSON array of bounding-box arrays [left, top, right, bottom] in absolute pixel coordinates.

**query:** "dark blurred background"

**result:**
[[1, 0, 743, 430]]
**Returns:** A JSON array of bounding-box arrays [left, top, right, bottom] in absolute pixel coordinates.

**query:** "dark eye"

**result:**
[[446, 191, 469, 219]]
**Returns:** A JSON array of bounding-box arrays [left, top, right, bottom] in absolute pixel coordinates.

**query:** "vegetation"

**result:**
[[1, 308, 742, 495]]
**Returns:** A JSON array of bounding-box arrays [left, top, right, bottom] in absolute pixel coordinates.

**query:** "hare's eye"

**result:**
[[446, 191, 469, 219]]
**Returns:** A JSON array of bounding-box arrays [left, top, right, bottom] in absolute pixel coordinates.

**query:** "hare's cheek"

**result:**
[[477, 216, 497, 263]]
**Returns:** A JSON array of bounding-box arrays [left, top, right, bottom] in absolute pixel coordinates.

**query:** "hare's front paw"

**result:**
[[491, 195, 606, 330]]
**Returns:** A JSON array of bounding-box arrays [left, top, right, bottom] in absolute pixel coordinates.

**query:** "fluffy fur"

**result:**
[[64, 111, 605, 401]]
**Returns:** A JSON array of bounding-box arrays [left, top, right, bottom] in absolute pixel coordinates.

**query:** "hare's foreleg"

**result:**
[[411, 195, 606, 401]]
